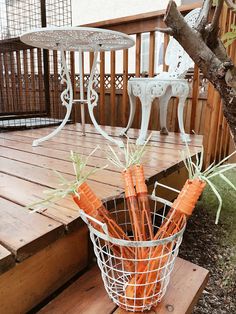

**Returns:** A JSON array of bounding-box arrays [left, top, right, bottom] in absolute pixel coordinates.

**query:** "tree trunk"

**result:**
[[163, 0, 236, 144]]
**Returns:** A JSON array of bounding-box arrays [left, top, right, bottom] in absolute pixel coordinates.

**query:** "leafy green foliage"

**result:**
[[213, 0, 219, 6], [222, 24, 236, 47]]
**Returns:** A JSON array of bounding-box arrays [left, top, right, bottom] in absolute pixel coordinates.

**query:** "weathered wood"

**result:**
[[0, 245, 15, 275], [163, 34, 169, 72], [89, 52, 94, 72], [16, 50, 24, 111], [39, 265, 114, 314], [82, 2, 202, 34], [0, 124, 202, 233], [135, 33, 141, 128], [3, 52, 11, 111], [0, 198, 64, 261], [0, 227, 88, 314], [37, 48, 45, 113], [114, 258, 209, 314], [110, 51, 116, 126], [99, 51, 105, 125], [23, 49, 30, 112], [149, 31, 155, 77], [204, 90, 221, 166], [4, 124, 202, 148], [30, 49, 37, 111], [9, 52, 17, 113], [39, 257, 208, 314], [70, 51, 76, 123], [0, 53, 7, 112], [122, 49, 129, 126], [52, 50, 60, 118], [0, 155, 123, 188], [0, 126, 202, 152], [191, 65, 200, 131], [0, 172, 79, 226]]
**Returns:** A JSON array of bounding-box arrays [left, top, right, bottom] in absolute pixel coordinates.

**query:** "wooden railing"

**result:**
[[70, 2, 203, 131], [0, 2, 233, 165], [74, 1, 232, 165], [203, 4, 235, 165]]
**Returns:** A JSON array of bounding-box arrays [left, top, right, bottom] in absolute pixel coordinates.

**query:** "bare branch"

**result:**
[[225, 0, 236, 10], [155, 27, 173, 35], [196, 0, 213, 33], [163, 0, 222, 77], [212, 38, 233, 63], [208, 0, 224, 34], [162, 0, 236, 143]]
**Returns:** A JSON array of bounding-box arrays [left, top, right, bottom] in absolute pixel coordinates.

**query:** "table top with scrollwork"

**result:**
[[20, 26, 135, 52]]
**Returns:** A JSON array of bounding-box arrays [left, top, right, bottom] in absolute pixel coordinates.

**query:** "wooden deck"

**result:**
[[39, 258, 209, 314], [0, 124, 202, 313]]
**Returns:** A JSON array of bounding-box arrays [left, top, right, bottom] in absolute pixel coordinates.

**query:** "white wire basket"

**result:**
[[80, 190, 186, 312]]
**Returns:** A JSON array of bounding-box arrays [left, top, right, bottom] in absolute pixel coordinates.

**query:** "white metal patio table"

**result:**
[[20, 27, 134, 147]]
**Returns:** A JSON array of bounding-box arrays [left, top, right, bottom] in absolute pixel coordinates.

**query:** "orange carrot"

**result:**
[[125, 178, 206, 302], [122, 169, 143, 241], [122, 169, 146, 261], [133, 164, 154, 240], [73, 182, 135, 270]]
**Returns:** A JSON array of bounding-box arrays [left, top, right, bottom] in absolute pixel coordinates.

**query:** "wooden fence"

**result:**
[[76, 1, 233, 165], [203, 4, 235, 165], [72, 2, 204, 132]]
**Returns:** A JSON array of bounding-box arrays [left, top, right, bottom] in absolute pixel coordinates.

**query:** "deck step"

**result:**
[[39, 257, 209, 314], [0, 245, 15, 275]]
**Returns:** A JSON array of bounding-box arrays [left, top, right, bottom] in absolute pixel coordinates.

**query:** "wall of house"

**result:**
[[71, 0, 181, 26], [71, 0, 183, 75]]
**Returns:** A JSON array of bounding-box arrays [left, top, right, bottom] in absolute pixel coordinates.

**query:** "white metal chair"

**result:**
[[121, 8, 201, 144]]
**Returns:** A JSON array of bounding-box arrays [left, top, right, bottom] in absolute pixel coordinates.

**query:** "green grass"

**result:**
[[198, 168, 236, 261]]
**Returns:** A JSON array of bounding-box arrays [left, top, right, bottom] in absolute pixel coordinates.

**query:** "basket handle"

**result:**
[[152, 181, 180, 197], [79, 210, 109, 235]]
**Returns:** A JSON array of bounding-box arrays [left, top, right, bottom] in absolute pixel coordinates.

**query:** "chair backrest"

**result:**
[[164, 8, 201, 79]]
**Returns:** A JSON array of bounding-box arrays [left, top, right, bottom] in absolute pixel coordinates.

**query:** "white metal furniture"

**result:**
[[121, 8, 201, 145], [20, 27, 134, 147]]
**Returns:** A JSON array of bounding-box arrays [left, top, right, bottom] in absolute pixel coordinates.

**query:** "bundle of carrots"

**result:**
[[29, 140, 236, 311], [107, 141, 236, 307]]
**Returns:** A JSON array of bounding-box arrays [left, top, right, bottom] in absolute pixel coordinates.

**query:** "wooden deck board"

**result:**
[[38, 257, 209, 314], [0, 245, 15, 275], [0, 124, 202, 270], [0, 198, 64, 261]]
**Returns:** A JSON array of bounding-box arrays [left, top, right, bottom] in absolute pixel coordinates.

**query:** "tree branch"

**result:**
[[225, 0, 236, 10], [163, 0, 223, 79], [196, 0, 213, 33], [205, 0, 231, 62], [155, 27, 174, 35], [163, 0, 236, 143], [208, 0, 224, 34]]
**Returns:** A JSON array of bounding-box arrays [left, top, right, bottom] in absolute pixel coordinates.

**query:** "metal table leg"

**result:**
[[120, 82, 136, 136], [32, 49, 73, 147], [87, 51, 124, 147]]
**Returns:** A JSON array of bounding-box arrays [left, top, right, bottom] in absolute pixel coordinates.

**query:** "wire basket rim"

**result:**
[[84, 194, 186, 248]]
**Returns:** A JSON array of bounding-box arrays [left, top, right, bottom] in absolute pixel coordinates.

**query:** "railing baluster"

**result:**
[[134, 33, 141, 129], [99, 51, 105, 125], [149, 31, 155, 77], [122, 49, 128, 126], [110, 51, 116, 126]]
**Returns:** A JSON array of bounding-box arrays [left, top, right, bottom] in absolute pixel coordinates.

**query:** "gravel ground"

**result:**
[[179, 205, 236, 314]]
